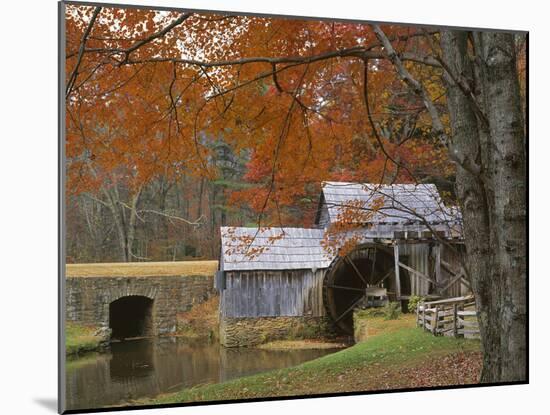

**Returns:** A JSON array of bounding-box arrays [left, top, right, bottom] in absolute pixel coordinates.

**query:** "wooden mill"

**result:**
[[217, 182, 469, 339]]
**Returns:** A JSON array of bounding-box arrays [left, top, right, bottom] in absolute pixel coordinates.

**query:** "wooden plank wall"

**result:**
[[317, 203, 330, 228], [398, 243, 431, 296], [441, 244, 467, 297], [399, 243, 466, 297], [220, 269, 326, 318]]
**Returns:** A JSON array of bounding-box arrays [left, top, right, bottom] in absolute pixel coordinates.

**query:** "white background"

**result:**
[[0, 0, 545, 413]]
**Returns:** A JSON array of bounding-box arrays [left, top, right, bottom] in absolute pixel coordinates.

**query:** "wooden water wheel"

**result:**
[[323, 245, 394, 333]]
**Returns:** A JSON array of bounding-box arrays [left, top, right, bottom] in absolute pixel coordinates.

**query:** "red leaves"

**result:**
[[65, 5, 455, 230], [393, 352, 482, 387]]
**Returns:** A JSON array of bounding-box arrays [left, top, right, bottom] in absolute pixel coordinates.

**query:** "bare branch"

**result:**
[[83, 193, 110, 208], [372, 25, 448, 144], [421, 29, 489, 126], [66, 6, 102, 98], [119, 13, 193, 64], [118, 201, 204, 226], [371, 25, 481, 176], [362, 59, 418, 183]]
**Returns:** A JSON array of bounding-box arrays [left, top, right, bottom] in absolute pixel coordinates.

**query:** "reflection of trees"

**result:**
[[219, 347, 335, 382], [65, 339, 338, 409], [109, 340, 155, 380]]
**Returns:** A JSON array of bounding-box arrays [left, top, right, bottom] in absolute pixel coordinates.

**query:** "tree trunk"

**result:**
[[102, 186, 129, 262], [102, 184, 142, 262], [126, 186, 143, 262], [440, 31, 526, 383]]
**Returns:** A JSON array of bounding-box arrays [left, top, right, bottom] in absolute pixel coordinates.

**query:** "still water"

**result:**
[[66, 338, 341, 410]]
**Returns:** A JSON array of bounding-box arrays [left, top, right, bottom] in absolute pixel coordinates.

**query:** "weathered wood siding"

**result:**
[[398, 242, 467, 297], [441, 244, 468, 297], [398, 243, 431, 296], [317, 203, 330, 228], [220, 269, 326, 318]]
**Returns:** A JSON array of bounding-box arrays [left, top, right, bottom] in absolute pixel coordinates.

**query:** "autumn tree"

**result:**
[[64, 4, 526, 382]]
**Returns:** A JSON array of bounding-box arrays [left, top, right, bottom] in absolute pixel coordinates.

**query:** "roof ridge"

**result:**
[[322, 181, 437, 187]]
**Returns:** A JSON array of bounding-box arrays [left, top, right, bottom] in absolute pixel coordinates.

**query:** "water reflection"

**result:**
[[66, 338, 341, 410], [110, 340, 155, 380]]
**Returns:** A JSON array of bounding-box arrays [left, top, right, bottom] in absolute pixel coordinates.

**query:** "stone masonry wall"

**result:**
[[219, 316, 337, 347], [66, 275, 214, 336]]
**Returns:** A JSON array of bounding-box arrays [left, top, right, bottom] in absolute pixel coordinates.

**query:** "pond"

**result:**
[[65, 338, 342, 410]]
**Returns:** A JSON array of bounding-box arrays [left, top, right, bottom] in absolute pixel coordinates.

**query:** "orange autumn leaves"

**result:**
[[65, 5, 454, 226]]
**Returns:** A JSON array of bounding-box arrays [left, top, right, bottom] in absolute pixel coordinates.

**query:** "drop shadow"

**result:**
[[34, 398, 57, 412]]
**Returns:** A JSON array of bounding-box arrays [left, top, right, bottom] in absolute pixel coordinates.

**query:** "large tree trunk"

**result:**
[[440, 31, 526, 383]]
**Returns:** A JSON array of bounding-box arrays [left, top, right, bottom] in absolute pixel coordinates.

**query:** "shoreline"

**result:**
[[256, 338, 351, 350], [66, 323, 108, 357], [143, 316, 481, 405]]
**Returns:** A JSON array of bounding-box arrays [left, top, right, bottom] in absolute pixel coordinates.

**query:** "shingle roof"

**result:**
[[220, 227, 334, 271], [220, 182, 462, 271], [319, 181, 461, 226]]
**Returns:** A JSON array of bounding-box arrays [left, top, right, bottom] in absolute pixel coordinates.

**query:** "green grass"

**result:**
[[66, 352, 103, 371], [257, 339, 348, 350], [66, 323, 104, 356], [147, 322, 480, 404]]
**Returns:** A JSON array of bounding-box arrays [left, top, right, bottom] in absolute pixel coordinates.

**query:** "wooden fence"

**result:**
[[416, 295, 480, 339]]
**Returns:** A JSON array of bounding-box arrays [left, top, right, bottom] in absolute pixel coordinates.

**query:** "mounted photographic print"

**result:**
[[59, 0, 528, 413]]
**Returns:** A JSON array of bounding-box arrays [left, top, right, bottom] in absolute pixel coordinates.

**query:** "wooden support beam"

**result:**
[[333, 295, 365, 324], [345, 256, 369, 286], [460, 276, 472, 290], [441, 259, 463, 277], [398, 261, 436, 284], [441, 271, 464, 293], [439, 259, 470, 295], [441, 259, 453, 270], [394, 244, 401, 299], [373, 267, 394, 286], [434, 244, 441, 283], [326, 284, 365, 292]]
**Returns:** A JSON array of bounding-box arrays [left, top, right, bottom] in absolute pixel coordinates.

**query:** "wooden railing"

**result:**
[[416, 295, 480, 339]]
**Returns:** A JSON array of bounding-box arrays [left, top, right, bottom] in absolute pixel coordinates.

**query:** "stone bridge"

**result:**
[[65, 262, 217, 339]]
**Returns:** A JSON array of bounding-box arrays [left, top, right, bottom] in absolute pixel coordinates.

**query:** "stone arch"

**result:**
[[108, 295, 155, 340], [106, 282, 158, 304], [101, 281, 160, 339]]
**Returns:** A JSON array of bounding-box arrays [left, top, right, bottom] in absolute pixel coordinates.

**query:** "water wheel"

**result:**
[[323, 245, 394, 333]]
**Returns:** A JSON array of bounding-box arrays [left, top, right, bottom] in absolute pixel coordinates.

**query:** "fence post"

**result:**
[[422, 303, 426, 331], [416, 302, 420, 326], [463, 303, 466, 337], [453, 303, 458, 338], [433, 307, 439, 335]]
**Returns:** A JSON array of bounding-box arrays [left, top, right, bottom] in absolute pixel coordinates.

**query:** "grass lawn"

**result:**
[[146, 315, 481, 404], [66, 323, 104, 356]]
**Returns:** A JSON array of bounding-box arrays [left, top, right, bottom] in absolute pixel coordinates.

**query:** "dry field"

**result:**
[[66, 260, 218, 277]]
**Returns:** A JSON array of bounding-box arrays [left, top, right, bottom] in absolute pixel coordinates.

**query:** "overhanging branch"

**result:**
[[371, 25, 481, 176]]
